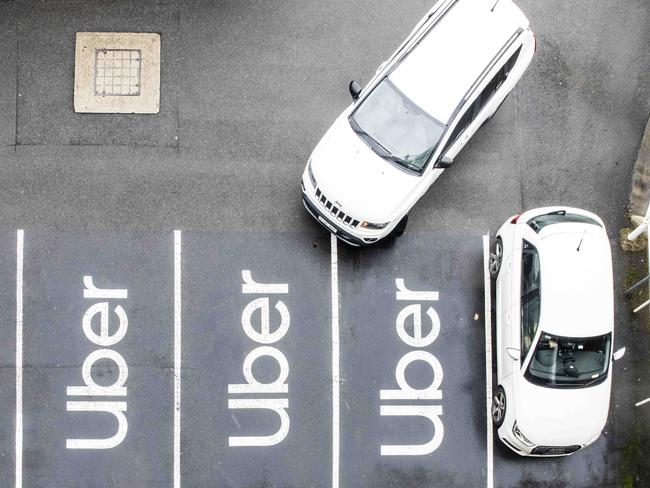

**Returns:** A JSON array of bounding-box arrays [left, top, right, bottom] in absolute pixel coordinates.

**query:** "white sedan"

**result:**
[[489, 207, 625, 456]]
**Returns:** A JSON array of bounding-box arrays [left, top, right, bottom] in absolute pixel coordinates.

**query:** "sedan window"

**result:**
[[520, 240, 541, 361], [349, 78, 444, 173]]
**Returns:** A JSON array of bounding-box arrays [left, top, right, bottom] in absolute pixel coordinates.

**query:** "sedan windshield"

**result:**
[[349, 78, 445, 173], [525, 332, 612, 388]]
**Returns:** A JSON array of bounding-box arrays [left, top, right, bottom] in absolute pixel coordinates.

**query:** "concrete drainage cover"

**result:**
[[74, 33, 160, 114]]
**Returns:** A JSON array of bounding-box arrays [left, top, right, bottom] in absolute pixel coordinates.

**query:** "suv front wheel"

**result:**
[[390, 214, 409, 238]]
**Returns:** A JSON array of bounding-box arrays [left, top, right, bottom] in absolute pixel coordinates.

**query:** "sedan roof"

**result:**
[[538, 224, 614, 338]]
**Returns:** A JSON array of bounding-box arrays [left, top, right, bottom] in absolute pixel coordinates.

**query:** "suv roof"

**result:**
[[389, 0, 527, 123]]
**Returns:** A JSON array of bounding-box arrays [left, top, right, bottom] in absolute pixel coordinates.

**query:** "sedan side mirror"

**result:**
[[506, 347, 520, 361], [613, 347, 626, 361], [437, 154, 454, 169], [349, 81, 362, 101]]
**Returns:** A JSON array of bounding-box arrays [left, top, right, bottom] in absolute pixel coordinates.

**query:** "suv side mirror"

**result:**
[[613, 347, 626, 361], [437, 154, 454, 168], [349, 81, 362, 101]]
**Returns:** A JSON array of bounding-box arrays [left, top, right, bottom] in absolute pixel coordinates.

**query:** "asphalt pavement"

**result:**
[[0, 1, 648, 487]]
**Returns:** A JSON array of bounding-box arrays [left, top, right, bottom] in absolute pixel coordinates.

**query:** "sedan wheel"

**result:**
[[492, 386, 506, 427], [489, 238, 503, 278]]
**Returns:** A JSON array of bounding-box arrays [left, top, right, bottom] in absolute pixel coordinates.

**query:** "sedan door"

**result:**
[[496, 226, 521, 382], [497, 225, 540, 382]]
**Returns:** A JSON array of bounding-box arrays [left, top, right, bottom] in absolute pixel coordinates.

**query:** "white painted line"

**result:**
[[173, 230, 182, 488], [636, 397, 650, 407], [15, 230, 23, 488], [330, 234, 340, 488], [482, 234, 494, 488]]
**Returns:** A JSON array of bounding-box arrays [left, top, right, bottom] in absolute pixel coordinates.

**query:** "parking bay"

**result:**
[[15, 233, 176, 488], [0, 229, 587, 487], [337, 235, 487, 488]]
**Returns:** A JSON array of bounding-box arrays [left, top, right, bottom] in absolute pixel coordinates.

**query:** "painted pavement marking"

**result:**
[[174, 230, 182, 488], [15, 230, 24, 488], [331, 234, 340, 488], [483, 234, 494, 488]]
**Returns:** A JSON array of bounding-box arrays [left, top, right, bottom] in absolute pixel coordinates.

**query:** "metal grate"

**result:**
[[94, 49, 142, 96], [315, 188, 360, 228]]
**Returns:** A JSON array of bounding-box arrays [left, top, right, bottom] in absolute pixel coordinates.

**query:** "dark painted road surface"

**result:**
[[0, 230, 490, 488], [0, 227, 647, 487], [22, 234, 174, 487], [338, 234, 487, 488], [181, 233, 332, 488], [0, 233, 16, 486]]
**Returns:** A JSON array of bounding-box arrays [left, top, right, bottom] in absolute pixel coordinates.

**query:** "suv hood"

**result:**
[[514, 374, 611, 446], [309, 112, 422, 224]]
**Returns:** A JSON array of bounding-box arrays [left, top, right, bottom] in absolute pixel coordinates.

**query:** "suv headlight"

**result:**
[[360, 221, 389, 230], [307, 159, 317, 188], [512, 421, 535, 447]]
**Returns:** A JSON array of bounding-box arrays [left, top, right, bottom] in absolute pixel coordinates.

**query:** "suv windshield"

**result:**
[[525, 331, 612, 388], [349, 78, 445, 173]]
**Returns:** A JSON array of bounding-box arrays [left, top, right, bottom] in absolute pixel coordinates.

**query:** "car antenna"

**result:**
[[576, 229, 587, 252], [491, 0, 501, 12]]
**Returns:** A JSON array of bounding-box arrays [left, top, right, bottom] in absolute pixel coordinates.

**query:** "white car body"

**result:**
[[302, 0, 535, 245], [492, 206, 622, 456]]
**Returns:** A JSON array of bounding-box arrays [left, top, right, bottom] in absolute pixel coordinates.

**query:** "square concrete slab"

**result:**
[[74, 32, 160, 113]]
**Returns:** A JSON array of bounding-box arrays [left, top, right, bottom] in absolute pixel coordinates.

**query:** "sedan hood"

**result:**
[[309, 112, 422, 224], [514, 375, 611, 446]]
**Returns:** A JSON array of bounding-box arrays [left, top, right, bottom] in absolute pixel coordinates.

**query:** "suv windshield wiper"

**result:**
[[349, 117, 422, 173], [348, 117, 365, 135], [383, 154, 422, 172], [349, 118, 389, 153]]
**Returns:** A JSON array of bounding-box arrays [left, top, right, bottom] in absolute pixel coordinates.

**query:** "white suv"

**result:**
[[302, 0, 535, 246], [490, 207, 625, 456]]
